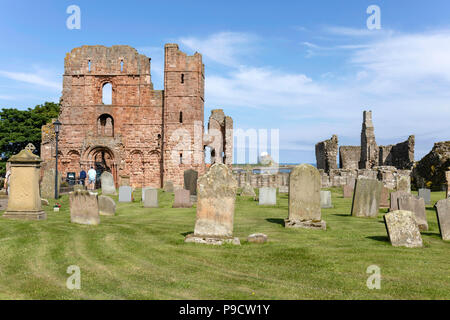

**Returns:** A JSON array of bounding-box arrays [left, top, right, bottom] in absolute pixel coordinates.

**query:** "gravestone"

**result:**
[[351, 178, 383, 218], [173, 189, 191, 208], [278, 186, 289, 194], [185, 163, 240, 245], [3, 148, 46, 220], [240, 183, 256, 197], [247, 233, 268, 243], [73, 184, 85, 192], [0, 198, 8, 211], [396, 176, 411, 193], [98, 195, 116, 216], [446, 171, 450, 198], [435, 198, 450, 241], [118, 186, 132, 203], [285, 164, 326, 230], [143, 188, 158, 208], [384, 210, 423, 248], [343, 184, 354, 198], [69, 190, 100, 225], [163, 181, 174, 193], [101, 172, 116, 195], [40, 166, 61, 200], [379, 187, 390, 208], [141, 186, 153, 202], [184, 169, 198, 195], [389, 191, 408, 212], [398, 194, 428, 231], [418, 188, 431, 205], [259, 187, 277, 205], [320, 190, 332, 209], [41, 198, 49, 206]]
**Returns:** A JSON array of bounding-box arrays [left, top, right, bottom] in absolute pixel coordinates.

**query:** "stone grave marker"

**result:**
[[258, 187, 276, 205], [118, 186, 132, 203], [144, 188, 158, 208], [240, 183, 256, 197], [185, 163, 240, 245], [384, 210, 423, 248], [351, 178, 383, 218], [390, 191, 408, 212], [163, 181, 174, 193], [396, 175, 411, 193], [69, 190, 100, 225], [184, 169, 198, 195], [320, 190, 332, 209], [98, 195, 116, 216], [173, 189, 191, 208], [101, 172, 116, 195], [418, 188, 431, 205], [398, 194, 428, 231], [435, 198, 450, 241], [285, 164, 326, 230], [343, 184, 354, 198], [379, 187, 390, 208]]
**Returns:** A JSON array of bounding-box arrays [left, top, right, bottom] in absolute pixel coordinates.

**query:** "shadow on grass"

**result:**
[[180, 231, 193, 237], [266, 218, 285, 227], [421, 232, 442, 239], [332, 213, 351, 217], [366, 235, 390, 243]]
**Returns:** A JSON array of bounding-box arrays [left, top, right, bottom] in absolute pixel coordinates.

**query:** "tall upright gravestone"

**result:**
[[389, 191, 408, 212], [446, 171, 450, 198], [184, 169, 198, 196], [379, 187, 390, 208], [285, 164, 326, 230], [40, 164, 61, 200], [351, 178, 383, 218], [185, 163, 240, 245], [143, 188, 158, 208], [101, 171, 116, 195], [3, 148, 46, 220], [398, 194, 428, 231], [435, 198, 450, 240], [418, 188, 431, 205]]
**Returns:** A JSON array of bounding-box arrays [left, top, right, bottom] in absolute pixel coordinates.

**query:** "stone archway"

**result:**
[[82, 146, 117, 188]]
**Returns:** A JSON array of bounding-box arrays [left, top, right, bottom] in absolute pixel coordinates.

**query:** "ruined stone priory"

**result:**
[[41, 44, 233, 190]]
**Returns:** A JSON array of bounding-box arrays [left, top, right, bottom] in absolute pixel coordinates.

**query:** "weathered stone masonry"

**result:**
[[41, 44, 232, 188]]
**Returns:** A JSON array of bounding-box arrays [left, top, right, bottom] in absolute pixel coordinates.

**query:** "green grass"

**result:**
[[0, 188, 449, 300]]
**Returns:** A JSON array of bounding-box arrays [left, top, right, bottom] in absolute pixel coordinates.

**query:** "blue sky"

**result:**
[[0, 0, 449, 164]]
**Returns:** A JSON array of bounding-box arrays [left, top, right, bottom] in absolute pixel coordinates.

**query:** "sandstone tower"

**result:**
[[359, 110, 378, 169]]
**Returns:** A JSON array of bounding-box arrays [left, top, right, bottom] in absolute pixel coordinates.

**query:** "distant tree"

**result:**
[[0, 102, 60, 176]]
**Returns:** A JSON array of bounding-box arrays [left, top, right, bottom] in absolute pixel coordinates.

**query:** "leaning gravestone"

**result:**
[[101, 172, 116, 195], [285, 164, 326, 230], [173, 189, 191, 208], [118, 186, 132, 203], [259, 187, 277, 205], [446, 171, 450, 198], [343, 184, 354, 198], [143, 188, 158, 208], [320, 190, 332, 209], [240, 183, 256, 197], [379, 187, 390, 208], [184, 169, 198, 196], [98, 195, 116, 216], [384, 210, 423, 248], [69, 190, 100, 225], [435, 198, 450, 241], [185, 163, 240, 245], [351, 178, 383, 218], [389, 191, 408, 212], [396, 176, 411, 193], [418, 188, 431, 205], [398, 194, 428, 231]]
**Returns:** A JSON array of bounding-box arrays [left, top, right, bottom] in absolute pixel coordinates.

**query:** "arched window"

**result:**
[[97, 114, 114, 137], [102, 83, 112, 105], [120, 60, 124, 72], [181, 73, 184, 84]]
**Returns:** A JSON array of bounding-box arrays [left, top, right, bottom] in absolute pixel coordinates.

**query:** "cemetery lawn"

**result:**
[[0, 189, 449, 300]]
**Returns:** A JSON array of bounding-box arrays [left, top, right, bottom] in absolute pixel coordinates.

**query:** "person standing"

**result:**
[[4, 169, 11, 195], [79, 169, 87, 186], [87, 167, 97, 190]]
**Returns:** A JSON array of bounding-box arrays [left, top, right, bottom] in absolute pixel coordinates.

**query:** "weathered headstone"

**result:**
[[118, 186, 132, 203], [396, 175, 411, 193], [320, 190, 332, 209], [185, 163, 240, 245], [446, 171, 450, 198], [240, 183, 256, 197], [3, 148, 46, 220], [351, 178, 383, 218], [259, 187, 277, 205], [285, 164, 326, 230], [278, 186, 289, 194], [247, 233, 268, 243], [143, 188, 158, 208], [379, 187, 390, 208], [69, 190, 100, 225], [173, 189, 191, 208], [0, 198, 8, 211], [384, 210, 423, 248], [40, 166, 61, 200], [183, 169, 198, 195], [389, 190, 408, 212], [418, 188, 431, 205], [141, 186, 153, 202], [101, 171, 116, 195], [343, 184, 354, 198], [41, 198, 49, 206], [398, 194, 428, 231], [98, 195, 116, 216], [435, 198, 450, 240], [163, 180, 174, 193]]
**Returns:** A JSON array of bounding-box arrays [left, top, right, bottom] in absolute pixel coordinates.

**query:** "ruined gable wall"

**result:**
[[315, 135, 338, 173], [339, 146, 361, 169]]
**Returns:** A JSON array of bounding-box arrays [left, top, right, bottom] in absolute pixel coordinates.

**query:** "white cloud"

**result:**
[[0, 70, 60, 90]]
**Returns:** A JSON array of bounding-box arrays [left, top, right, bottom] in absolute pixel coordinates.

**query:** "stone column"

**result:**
[[3, 148, 46, 220]]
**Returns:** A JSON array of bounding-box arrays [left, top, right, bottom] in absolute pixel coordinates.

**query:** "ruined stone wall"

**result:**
[[204, 109, 233, 165], [379, 135, 415, 169], [339, 146, 361, 169], [359, 110, 378, 169], [413, 140, 450, 190], [315, 135, 338, 173]]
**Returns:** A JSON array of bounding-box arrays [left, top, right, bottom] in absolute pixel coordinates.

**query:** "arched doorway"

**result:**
[[84, 146, 117, 189]]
